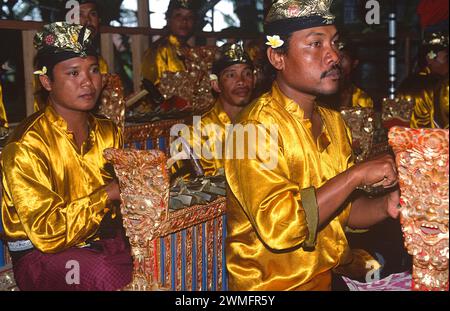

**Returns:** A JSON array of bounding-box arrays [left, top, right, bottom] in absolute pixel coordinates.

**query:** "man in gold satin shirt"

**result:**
[[141, 0, 198, 85], [174, 42, 256, 178], [1, 22, 132, 291], [398, 31, 448, 128], [224, 0, 401, 291]]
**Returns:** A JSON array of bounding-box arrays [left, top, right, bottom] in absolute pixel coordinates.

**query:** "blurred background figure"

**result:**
[[396, 0, 448, 129], [141, 0, 199, 86], [171, 42, 256, 179], [245, 36, 275, 99], [397, 31, 448, 129], [320, 36, 374, 111], [0, 59, 9, 129], [73, 0, 109, 74]]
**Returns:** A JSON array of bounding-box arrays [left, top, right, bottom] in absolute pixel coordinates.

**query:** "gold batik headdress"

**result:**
[[422, 32, 449, 59], [167, 0, 199, 12], [33, 22, 97, 75], [265, 0, 335, 48], [211, 41, 253, 77]]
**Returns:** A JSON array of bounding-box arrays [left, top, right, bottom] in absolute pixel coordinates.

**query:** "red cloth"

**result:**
[[417, 0, 449, 29], [12, 233, 132, 291]]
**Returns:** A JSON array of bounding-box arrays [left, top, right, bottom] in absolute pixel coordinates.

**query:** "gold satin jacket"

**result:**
[[351, 85, 374, 109], [0, 84, 8, 127], [141, 35, 186, 85], [398, 68, 449, 128], [33, 56, 109, 112], [224, 83, 374, 291], [407, 77, 448, 129], [192, 100, 231, 176], [1, 105, 122, 253], [172, 100, 231, 179], [437, 78, 449, 129]]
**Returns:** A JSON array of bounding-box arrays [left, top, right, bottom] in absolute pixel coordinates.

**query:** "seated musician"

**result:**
[[141, 0, 199, 86], [172, 42, 256, 177], [1, 22, 132, 291], [224, 0, 401, 291]]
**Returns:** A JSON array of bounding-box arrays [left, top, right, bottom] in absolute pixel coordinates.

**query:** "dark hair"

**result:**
[[165, 3, 198, 20], [340, 41, 358, 61], [33, 54, 55, 108], [34, 55, 54, 81]]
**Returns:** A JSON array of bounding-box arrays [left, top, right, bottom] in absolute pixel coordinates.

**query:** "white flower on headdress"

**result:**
[[265, 35, 284, 49], [209, 74, 218, 81], [33, 66, 47, 76], [427, 50, 437, 59]]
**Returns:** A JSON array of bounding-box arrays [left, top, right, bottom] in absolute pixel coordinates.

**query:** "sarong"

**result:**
[[12, 232, 132, 291]]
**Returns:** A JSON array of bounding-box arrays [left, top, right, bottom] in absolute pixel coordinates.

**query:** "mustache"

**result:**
[[320, 64, 341, 79], [232, 86, 251, 93]]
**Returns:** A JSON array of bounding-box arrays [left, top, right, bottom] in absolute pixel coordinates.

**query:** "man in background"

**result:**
[[320, 38, 374, 111], [141, 0, 199, 86], [172, 42, 256, 178]]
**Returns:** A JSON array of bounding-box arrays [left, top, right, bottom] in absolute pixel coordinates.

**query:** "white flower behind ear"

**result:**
[[209, 74, 218, 81], [33, 66, 47, 76], [265, 35, 284, 49], [427, 50, 437, 59]]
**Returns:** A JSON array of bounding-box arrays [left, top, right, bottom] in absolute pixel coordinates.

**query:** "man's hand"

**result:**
[[352, 154, 398, 188], [385, 188, 401, 219], [105, 180, 121, 202]]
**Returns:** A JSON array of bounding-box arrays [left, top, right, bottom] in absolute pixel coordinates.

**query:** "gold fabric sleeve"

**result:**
[[98, 55, 109, 75], [171, 100, 231, 179], [352, 86, 374, 109], [1, 106, 123, 253], [0, 84, 8, 127], [193, 101, 231, 176], [398, 68, 447, 129], [437, 78, 449, 129], [141, 35, 186, 85], [299, 186, 319, 251], [408, 88, 435, 128], [2, 144, 109, 253]]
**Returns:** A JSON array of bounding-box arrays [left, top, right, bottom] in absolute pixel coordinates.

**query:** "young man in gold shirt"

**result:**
[[141, 0, 198, 85], [224, 0, 401, 291], [1, 22, 132, 290]]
